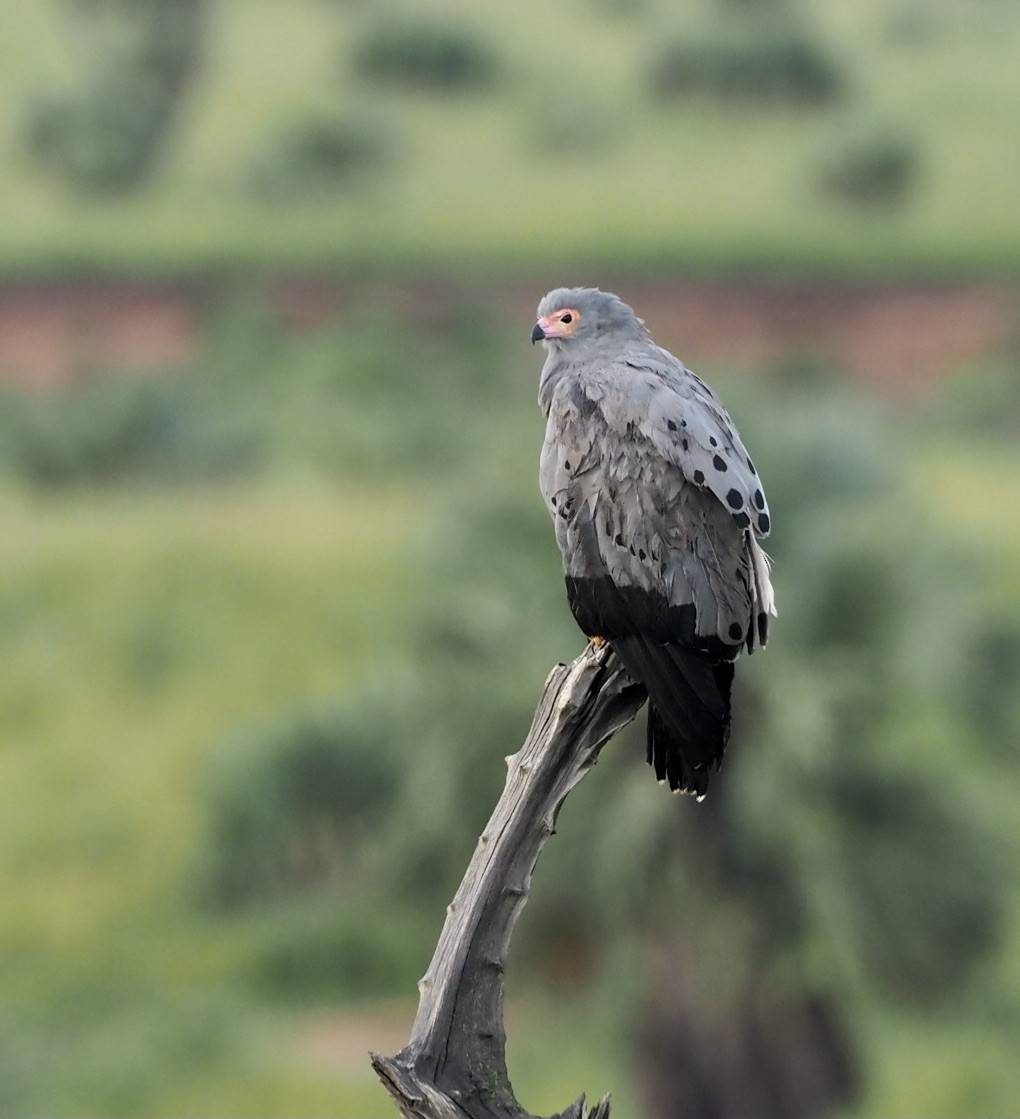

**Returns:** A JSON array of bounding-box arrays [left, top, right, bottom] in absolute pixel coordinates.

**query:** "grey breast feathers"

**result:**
[[541, 352, 775, 658]]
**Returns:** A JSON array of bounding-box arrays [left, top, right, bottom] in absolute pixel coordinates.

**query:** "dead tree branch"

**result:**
[[371, 641, 645, 1119]]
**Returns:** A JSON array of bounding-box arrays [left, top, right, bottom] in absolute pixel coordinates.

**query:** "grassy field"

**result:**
[[0, 0, 1018, 277], [0, 480, 413, 965], [0, 479, 415, 1115]]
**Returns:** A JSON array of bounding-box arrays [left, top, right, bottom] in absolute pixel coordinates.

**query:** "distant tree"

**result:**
[[650, 32, 845, 106], [819, 130, 920, 208], [352, 19, 500, 93], [24, 0, 206, 193]]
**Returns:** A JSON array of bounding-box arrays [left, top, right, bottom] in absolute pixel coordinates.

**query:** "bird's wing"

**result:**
[[608, 350, 771, 538], [541, 353, 775, 656]]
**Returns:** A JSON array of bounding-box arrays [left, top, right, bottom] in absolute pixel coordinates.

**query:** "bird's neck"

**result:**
[[538, 350, 567, 416]]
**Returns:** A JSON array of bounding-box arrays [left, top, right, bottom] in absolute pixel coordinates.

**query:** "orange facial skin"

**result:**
[[532, 307, 581, 342]]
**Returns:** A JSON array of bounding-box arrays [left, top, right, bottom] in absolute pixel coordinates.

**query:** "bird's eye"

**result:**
[[560, 313, 573, 324]]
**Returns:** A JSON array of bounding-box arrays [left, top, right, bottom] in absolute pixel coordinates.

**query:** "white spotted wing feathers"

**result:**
[[619, 356, 771, 538], [540, 346, 776, 654]]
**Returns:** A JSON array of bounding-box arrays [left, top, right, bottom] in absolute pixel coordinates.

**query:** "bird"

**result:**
[[533, 287, 775, 798]]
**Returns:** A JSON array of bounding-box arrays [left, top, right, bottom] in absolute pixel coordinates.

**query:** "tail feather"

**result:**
[[613, 634, 733, 797]]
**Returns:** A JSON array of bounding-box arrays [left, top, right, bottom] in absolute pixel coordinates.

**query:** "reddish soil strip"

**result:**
[[0, 278, 1014, 393]]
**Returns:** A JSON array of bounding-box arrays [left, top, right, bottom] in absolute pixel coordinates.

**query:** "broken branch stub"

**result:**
[[371, 641, 645, 1119]]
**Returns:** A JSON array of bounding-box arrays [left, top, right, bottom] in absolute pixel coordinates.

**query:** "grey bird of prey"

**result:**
[[533, 287, 775, 797]]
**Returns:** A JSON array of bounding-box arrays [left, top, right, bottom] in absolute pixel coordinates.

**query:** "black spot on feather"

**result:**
[[713, 455, 727, 472], [693, 470, 705, 485], [747, 458, 757, 475], [726, 488, 743, 509], [682, 439, 689, 451], [667, 420, 677, 431], [754, 489, 765, 510], [732, 512, 750, 529], [758, 513, 770, 533], [728, 622, 743, 641], [709, 436, 718, 447]]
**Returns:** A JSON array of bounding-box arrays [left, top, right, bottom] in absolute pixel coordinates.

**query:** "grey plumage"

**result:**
[[534, 287, 776, 797]]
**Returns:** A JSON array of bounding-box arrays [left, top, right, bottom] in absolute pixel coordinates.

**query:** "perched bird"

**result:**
[[533, 287, 775, 797]]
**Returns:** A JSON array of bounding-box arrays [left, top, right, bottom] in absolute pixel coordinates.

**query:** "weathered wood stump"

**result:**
[[371, 641, 645, 1119]]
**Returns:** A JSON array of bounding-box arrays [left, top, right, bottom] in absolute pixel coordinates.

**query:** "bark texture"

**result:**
[[371, 641, 645, 1119]]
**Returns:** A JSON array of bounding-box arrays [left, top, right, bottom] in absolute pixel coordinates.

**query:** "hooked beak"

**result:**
[[531, 313, 570, 344]]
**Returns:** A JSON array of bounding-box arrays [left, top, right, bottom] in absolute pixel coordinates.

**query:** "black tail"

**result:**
[[612, 635, 734, 797]]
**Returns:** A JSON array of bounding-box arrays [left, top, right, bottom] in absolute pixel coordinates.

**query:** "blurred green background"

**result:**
[[0, 1, 1018, 1116]]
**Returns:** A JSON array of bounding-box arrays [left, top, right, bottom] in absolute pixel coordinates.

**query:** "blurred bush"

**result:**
[[650, 28, 845, 106], [352, 18, 500, 93], [201, 700, 401, 907], [0, 375, 255, 488], [0, 294, 519, 490], [196, 294, 517, 481], [246, 112, 395, 202], [23, 0, 205, 193], [818, 128, 920, 207]]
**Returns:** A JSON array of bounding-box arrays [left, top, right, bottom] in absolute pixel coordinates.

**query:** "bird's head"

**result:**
[[532, 287, 647, 352]]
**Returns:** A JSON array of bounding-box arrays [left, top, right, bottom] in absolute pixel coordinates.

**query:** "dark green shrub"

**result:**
[[247, 113, 393, 201], [819, 131, 919, 206], [650, 31, 845, 106], [200, 701, 401, 907], [353, 21, 499, 92], [26, 81, 168, 194]]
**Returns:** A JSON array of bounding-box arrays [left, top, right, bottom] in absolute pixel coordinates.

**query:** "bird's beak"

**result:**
[[532, 313, 571, 344]]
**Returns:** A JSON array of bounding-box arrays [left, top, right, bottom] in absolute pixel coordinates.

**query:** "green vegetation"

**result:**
[[22, 0, 205, 194], [1, 2, 1018, 1115], [818, 128, 920, 207], [0, 297, 1016, 1116], [1, 0, 1019, 277], [352, 19, 501, 93], [650, 29, 845, 106]]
